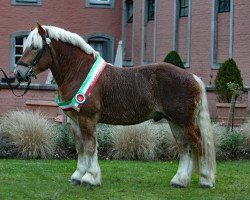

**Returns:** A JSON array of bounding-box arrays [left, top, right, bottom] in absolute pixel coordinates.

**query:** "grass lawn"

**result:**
[[0, 159, 249, 200]]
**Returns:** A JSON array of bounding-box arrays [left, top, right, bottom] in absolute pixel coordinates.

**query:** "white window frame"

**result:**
[[85, 0, 114, 8]]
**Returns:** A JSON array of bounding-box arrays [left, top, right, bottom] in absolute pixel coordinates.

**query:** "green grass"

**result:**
[[0, 160, 249, 200]]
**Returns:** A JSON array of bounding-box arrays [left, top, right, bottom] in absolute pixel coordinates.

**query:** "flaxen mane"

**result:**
[[24, 25, 98, 57]]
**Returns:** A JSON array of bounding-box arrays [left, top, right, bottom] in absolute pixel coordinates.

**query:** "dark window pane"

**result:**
[[224, 1, 230, 11], [148, 0, 155, 21], [15, 37, 23, 45], [15, 47, 23, 54], [184, 0, 188, 7], [126, 0, 133, 23], [218, 0, 230, 13], [184, 8, 188, 16], [15, 56, 21, 64], [16, 0, 38, 2], [179, 0, 188, 17]]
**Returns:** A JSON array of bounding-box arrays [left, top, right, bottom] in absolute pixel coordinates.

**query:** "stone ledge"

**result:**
[[0, 83, 57, 90], [26, 100, 57, 107], [216, 102, 247, 108], [206, 85, 250, 91]]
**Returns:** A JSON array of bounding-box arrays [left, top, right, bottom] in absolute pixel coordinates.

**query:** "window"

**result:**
[[218, 0, 230, 13], [126, 0, 133, 23], [85, 33, 114, 63], [85, 0, 114, 8], [11, 0, 42, 6], [147, 0, 155, 21], [179, 0, 188, 17], [10, 32, 29, 71], [89, 41, 107, 59], [14, 37, 27, 65]]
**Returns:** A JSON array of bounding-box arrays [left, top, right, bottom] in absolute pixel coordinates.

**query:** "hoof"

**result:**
[[70, 179, 81, 186], [200, 183, 214, 188], [81, 181, 95, 188], [170, 183, 185, 188]]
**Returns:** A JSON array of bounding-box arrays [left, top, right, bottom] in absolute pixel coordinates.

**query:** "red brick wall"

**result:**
[[233, 0, 250, 86], [145, 21, 154, 62], [217, 13, 230, 63], [133, 0, 143, 65], [124, 23, 133, 61], [0, 87, 56, 115], [178, 17, 188, 62], [156, 0, 174, 61]]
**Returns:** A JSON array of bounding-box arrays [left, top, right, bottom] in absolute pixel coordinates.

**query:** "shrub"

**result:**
[[241, 117, 250, 152], [0, 110, 61, 159], [96, 124, 113, 159], [53, 124, 75, 148], [219, 130, 246, 159], [0, 136, 17, 158], [211, 122, 226, 158], [214, 58, 243, 103], [163, 51, 185, 69], [153, 122, 179, 160]]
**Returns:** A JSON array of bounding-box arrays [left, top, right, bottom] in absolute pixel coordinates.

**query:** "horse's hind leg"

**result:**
[[168, 121, 193, 188], [70, 116, 101, 186]]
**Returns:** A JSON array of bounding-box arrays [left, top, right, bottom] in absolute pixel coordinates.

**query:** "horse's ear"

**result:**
[[28, 24, 35, 31], [37, 23, 46, 37]]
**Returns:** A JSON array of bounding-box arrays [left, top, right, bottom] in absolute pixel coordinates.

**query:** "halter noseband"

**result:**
[[16, 35, 51, 80]]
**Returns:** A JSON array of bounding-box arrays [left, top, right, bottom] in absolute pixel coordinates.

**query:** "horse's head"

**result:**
[[14, 24, 52, 82]]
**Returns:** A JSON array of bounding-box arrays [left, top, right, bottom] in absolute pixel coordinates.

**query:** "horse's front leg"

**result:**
[[70, 116, 101, 186]]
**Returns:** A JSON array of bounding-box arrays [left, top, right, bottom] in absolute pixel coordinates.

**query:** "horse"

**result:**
[[14, 24, 216, 188]]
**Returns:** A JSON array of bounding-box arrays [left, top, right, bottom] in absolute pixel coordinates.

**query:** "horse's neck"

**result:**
[[50, 41, 95, 99]]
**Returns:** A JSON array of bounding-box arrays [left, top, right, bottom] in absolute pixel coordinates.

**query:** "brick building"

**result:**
[[0, 0, 249, 118]]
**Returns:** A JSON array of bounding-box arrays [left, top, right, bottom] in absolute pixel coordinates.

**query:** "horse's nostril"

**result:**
[[16, 71, 21, 78], [15, 71, 24, 82]]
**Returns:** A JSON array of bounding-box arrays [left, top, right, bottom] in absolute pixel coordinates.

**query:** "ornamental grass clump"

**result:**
[[239, 117, 250, 152], [109, 120, 176, 161], [0, 110, 61, 159], [109, 121, 160, 160]]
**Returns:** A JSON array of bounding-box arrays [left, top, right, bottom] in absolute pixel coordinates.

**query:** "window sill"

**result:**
[[0, 83, 57, 90]]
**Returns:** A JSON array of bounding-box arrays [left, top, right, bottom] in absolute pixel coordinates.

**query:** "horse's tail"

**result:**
[[193, 74, 216, 186]]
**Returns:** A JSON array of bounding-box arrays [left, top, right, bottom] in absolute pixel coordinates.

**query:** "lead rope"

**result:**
[[0, 68, 31, 97]]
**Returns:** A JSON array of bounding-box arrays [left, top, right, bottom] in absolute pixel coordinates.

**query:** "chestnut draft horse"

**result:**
[[14, 24, 216, 188]]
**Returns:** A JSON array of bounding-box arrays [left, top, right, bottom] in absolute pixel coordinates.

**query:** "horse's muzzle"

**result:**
[[14, 66, 31, 82]]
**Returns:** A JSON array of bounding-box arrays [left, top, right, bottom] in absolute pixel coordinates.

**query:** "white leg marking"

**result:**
[[170, 149, 193, 187], [81, 146, 101, 186], [71, 153, 88, 183], [168, 122, 193, 187], [69, 118, 87, 184]]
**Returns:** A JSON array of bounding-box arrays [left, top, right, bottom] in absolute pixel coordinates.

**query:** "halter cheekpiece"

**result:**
[[56, 55, 107, 112]]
